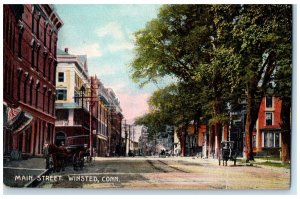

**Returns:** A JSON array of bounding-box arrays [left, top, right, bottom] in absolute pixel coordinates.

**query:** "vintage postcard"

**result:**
[[3, 4, 292, 190]]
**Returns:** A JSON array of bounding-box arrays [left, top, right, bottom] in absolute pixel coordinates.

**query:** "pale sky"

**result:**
[[55, 4, 161, 124]]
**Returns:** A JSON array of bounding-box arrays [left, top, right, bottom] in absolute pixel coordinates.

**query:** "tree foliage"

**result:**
[[131, 4, 292, 160]]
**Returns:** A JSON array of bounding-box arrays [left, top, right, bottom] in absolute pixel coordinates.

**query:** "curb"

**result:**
[[24, 169, 51, 188]]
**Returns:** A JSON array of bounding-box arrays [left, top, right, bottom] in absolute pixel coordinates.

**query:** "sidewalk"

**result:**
[[3, 157, 47, 187]]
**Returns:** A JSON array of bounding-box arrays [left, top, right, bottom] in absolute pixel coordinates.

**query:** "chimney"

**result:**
[[64, 48, 68, 53]]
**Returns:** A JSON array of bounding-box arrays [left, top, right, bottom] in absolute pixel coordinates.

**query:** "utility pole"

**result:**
[[124, 120, 128, 156], [133, 127, 135, 154], [89, 80, 93, 159], [75, 79, 99, 159], [129, 125, 131, 153]]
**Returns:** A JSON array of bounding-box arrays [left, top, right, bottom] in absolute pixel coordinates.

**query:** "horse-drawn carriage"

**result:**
[[218, 141, 237, 166], [45, 135, 90, 172]]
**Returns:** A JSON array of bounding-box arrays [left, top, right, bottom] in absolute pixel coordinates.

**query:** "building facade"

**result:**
[[3, 4, 63, 157], [96, 81, 111, 156], [55, 48, 91, 147], [96, 83, 123, 157], [253, 96, 282, 156], [106, 88, 123, 156]]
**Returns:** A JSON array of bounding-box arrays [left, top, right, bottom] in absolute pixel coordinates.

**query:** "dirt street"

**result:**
[[39, 157, 290, 189]]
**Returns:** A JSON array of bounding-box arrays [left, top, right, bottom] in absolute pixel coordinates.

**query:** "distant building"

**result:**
[[106, 88, 123, 156], [96, 80, 123, 156], [3, 4, 63, 157]]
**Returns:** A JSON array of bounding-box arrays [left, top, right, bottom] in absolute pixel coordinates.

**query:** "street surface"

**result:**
[[39, 156, 290, 189]]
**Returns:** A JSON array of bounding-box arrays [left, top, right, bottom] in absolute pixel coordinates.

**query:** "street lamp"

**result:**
[[79, 84, 86, 135], [74, 81, 98, 159]]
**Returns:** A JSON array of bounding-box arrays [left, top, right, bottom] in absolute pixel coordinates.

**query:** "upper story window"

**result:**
[[266, 112, 273, 126], [266, 96, 273, 108], [31, 6, 35, 33], [58, 72, 64, 82], [57, 89, 67, 101]]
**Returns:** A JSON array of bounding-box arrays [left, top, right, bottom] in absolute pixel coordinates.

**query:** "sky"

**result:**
[[54, 4, 161, 124]]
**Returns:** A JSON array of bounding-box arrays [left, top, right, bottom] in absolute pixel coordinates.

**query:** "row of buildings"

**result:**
[[3, 4, 130, 159], [55, 48, 124, 157], [171, 96, 283, 158], [139, 95, 282, 158]]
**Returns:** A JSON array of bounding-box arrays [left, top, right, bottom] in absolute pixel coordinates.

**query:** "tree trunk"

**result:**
[[181, 130, 186, 157], [244, 90, 261, 162], [213, 99, 222, 159], [177, 127, 186, 157], [208, 125, 214, 158], [215, 122, 222, 159], [280, 96, 291, 163]]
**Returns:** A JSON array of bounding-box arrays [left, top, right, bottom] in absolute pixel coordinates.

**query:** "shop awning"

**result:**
[[7, 109, 33, 134]]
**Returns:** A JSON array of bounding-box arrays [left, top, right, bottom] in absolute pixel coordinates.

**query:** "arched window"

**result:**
[[44, 21, 48, 47], [23, 72, 29, 103], [54, 39, 57, 58], [48, 57, 53, 81], [49, 30, 53, 52], [48, 89, 52, 114], [36, 43, 41, 71], [52, 94, 56, 116], [29, 78, 33, 106], [31, 5, 35, 33], [53, 60, 57, 85], [37, 13, 41, 39], [17, 22, 24, 58], [43, 48, 47, 77], [35, 81, 40, 108], [42, 85, 47, 112], [17, 68, 23, 100], [30, 39, 35, 68]]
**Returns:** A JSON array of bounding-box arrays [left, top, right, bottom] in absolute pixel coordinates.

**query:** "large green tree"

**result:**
[[227, 5, 293, 161], [131, 4, 292, 161], [131, 5, 240, 158], [273, 6, 292, 163]]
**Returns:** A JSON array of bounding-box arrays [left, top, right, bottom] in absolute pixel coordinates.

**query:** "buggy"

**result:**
[[65, 135, 90, 171], [218, 141, 237, 166]]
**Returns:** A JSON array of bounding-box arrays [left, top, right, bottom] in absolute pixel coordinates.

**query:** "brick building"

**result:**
[[199, 96, 282, 158], [3, 4, 63, 157], [253, 96, 282, 156]]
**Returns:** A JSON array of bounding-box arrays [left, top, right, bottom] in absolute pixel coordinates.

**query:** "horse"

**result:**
[[44, 143, 69, 172]]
